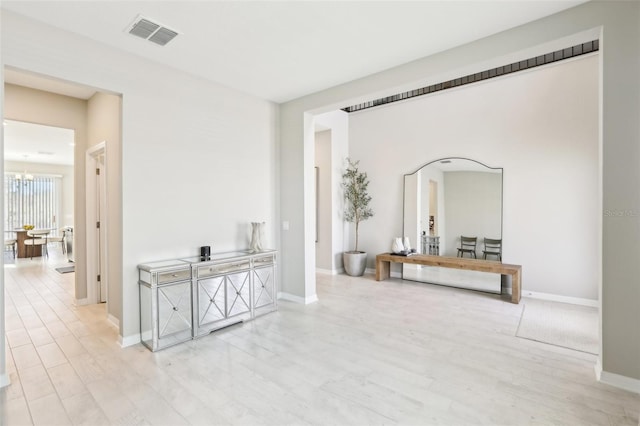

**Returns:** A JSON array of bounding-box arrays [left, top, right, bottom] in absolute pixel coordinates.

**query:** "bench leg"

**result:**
[[376, 259, 390, 281], [511, 270, 521, 304]]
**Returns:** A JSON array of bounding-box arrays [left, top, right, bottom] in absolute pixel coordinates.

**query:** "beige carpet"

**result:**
[[516, 299, 599, 355]]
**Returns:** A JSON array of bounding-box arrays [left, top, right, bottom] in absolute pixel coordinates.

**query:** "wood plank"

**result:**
[[4, 254, 639, 425], [376, 252, 522, 304]]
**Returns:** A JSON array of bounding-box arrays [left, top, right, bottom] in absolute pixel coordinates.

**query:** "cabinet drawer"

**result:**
[[198, 261, 251, 278], [253, 254, 275, 267], [157, 269, 191, 284]]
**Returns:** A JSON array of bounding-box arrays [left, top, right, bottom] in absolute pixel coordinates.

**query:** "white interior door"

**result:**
[[96, 155, 107, 303], [86, 142, 108, 305]]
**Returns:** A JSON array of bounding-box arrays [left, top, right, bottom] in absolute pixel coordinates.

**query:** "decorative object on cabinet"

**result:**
[[249, 222, 265, 253], [391, 237, 404, 254], [342, 158, 374, 276], [138, 249, 277, 352], [403, 237, 411, 252], [391, 237, 416, 256], [200, 245, 211, 260]]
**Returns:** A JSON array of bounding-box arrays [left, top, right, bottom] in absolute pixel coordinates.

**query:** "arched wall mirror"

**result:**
[[403, 157, 503, 293]]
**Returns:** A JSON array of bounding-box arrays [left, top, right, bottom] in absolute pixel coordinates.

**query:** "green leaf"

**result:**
[[342, 158, 374, 252]]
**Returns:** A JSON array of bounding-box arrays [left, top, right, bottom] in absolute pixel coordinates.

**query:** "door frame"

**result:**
[[86, 141, 108, 305]]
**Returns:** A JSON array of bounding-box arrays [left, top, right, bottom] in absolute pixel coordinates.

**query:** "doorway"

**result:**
[[429, 179, 438, 236], [3, 119, 75, 265], [3, 70, 122, 314]]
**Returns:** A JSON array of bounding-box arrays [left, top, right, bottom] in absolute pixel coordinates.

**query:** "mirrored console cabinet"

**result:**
[[138, 250, 277, 351]]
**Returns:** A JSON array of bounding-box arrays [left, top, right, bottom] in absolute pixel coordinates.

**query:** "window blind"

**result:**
[[4, 174, 62, 235]]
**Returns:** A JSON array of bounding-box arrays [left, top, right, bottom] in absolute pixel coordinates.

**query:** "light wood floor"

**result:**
[[1, 255, 639, 425]]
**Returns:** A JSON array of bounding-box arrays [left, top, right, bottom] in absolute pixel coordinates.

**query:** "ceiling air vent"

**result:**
[[127, 15, 179, 46]]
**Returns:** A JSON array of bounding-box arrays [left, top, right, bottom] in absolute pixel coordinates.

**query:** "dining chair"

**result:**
[[456, 236, 477, 258], [24, 229, 50, 259], [483, 238, 502, 261], [47, 228, 66, 254], [4, 239, 16, 258]]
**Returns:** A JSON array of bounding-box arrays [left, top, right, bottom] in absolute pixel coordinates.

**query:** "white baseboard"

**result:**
[[595, 359, 640, 394], [522, 290, 598, 307], [119, 333, 141, 348], [107, 314, 119, 328], [0, 372, 10, 388], [278, 291, 319, 304], [75, 298, 90, 306], [316, 268, 342, 275]]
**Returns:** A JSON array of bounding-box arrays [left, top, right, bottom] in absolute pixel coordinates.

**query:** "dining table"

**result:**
[[12, 228, 48, 258]]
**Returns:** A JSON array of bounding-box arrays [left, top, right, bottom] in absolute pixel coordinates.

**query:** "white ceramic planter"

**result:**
[[343, 251, 367, 276]]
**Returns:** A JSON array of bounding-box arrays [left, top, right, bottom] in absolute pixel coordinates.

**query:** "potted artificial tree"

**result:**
[[342, 158, 374, 276]]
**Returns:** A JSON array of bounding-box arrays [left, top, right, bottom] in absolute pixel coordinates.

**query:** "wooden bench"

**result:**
[[375, 252, 522, 304]]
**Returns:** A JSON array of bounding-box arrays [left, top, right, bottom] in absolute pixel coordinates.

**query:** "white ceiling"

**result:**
[[1, 0, 587, 104], [2, 1, 587, 164], [4, 68, 98, 100], [3, 120, 75, 166]]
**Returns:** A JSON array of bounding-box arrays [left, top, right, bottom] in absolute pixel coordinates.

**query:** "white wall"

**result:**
[[403, 171, 419, 253], [1, 11, 279, 344], [314, 130, 332, 271], [349, 55, 598, 300], [4, 160, 74, 230], [280, 2, 640, 383], [87, 92, 121, 321], [314, 110, 349, 274]]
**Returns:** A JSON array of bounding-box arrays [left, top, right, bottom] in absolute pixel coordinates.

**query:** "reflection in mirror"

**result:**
[[403, 158, 503, 293]]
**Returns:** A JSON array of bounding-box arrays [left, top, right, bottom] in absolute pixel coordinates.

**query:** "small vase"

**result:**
[[249, 222, 265, 253], [391, 237, 404, 253]]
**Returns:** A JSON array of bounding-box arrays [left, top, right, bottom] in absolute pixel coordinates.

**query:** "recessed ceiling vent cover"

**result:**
[[127, 15, 179, 46]]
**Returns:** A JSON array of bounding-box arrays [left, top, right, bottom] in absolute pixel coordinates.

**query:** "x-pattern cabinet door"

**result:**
[[253, 266, 275, 309], [157, 281, 192, 339], [225, 270, 251, 318], [197, 276, 226, 328]]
